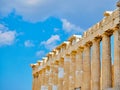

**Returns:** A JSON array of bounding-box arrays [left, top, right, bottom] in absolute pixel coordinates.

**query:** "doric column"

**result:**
[[45, 66, 51, 90], [32, 75, 36, 90], [58, 58, 64, 90], [52, 62, 59, 90], [75, 47, 83, 89], [63, 54, 70, 90], [33, 73, 39, 90], [49, 65, 53, 90], [37, 72, 40, 90], [113, 28, 120, 87], [44, 66, 50, 90], [37, 61, 42, 90], [102, 33, 112, 89], [41, 69, 45, 90], [69, 51, 76, 90], [82, 42, 91, 90], [38, 71, 42, 90], [40, 70, 43, 90], [91, 37, 101, 90], [44, 68, 47, 90]]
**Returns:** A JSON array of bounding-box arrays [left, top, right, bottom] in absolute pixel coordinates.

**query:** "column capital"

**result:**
[[30, 63, 38, 69], [37, 60, 43, 66], [45, 65, 50, 71], [113, 26, 120, 34], [71, 50, 77, 55], [38, 70, 42, 74], [64, 54, 70, 62], [66, 53, 70, 56], [116, 0, 120, 7], [60, 57, 64, 62], [33, 72, 39, 78], [84, 41, 92, 47], [77, 46, 84, 52], [41, 68, 46, 72], [54, 61, 59, 65], [102, 30, 113, 37], [92, 36, 102, 43]]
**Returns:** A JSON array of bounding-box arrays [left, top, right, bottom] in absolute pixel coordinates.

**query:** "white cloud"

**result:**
[[41, 35, 60, 50], [24, 40, 34, 47], [0, 0, 116, 23], [36, 50, 45, 58], [61, 18, 84, 34], [0, 24, 17, 47]]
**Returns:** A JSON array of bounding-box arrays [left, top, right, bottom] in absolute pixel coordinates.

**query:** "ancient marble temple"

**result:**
[[30, 1, 120, 90]]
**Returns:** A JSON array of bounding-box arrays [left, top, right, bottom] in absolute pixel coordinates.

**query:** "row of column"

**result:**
[[32, 28, 120, 90]]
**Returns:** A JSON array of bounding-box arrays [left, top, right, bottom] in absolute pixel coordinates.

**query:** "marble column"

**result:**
[[41, 69, 45, 90], [82, 43, 91, 90], [102, 33, 112, 89], [32, 75, 36, 90], [75, 47, 83, 89], [39, 70, 43, 90], [113, 28, 120, 88], [44, 69, 46, 90], [63, 54, 70, 90], [45, 67, 50, 90], [91, 38, 101, 90], [69, 51, 76, 90], [53, 62, 59, 90], [33, 73, 39, 90], [38, 71, 42, 90], [49, 65, 53, 90], [58, 58, 64, 90]]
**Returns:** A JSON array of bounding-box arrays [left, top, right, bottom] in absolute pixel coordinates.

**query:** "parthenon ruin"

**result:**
[[30, 1, 120, 90]]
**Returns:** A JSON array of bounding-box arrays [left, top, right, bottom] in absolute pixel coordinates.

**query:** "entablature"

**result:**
[[31, 8, 120, 75]]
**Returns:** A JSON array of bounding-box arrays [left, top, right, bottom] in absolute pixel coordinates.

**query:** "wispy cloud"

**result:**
[[0, 24, 17, 47], [61, 18, 84, 34], [24, 40, 34, 47], [36, 50, 45, 58], [41, 35, 60, 50]]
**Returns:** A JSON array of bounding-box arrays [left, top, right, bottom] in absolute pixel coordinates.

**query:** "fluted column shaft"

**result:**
[[43, 69, 46, 90], [113, 29, 120, 87], [102, 34, 112, 89], [53, 63, 58, 90], [34, 76, 37, 90], [83, 44, 91, 90], [49, 66, 53, 90], [91, 38, 101, 90], [69, 52, 76, 90], [33, 73, 39, 90], [38, 72, 42, 90], [58, 59, 64, 90], [63, 54, 70, 90], [45, 68, 49, 90], [76, 48, 83, 88], [41, 69, 45, 90], [32, 76, 36, 90], [50, 64, 54, 90]]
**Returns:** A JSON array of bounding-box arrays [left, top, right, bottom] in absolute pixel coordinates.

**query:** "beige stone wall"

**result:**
[[30, 2, 120, 90]]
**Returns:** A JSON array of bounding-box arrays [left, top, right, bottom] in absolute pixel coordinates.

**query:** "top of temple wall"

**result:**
[[104, 11, 113, 17], [30, 5, 120, 74], [82, 9, 119, 38], [117, 0, 120, 7], [68, 35, 82, 41]]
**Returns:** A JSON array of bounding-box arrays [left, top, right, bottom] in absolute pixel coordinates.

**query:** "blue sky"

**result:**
[[0, 0, 117, 90]]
